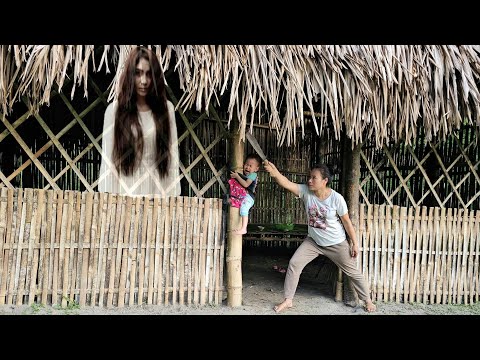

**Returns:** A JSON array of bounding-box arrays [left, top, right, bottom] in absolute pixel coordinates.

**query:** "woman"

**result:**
[[98, 46, 181, 197], [263, 160, 376, 313]]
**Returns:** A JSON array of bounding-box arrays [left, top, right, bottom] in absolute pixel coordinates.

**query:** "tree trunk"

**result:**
[[342, 138, 361, 306], [226, 115, 244, 307]]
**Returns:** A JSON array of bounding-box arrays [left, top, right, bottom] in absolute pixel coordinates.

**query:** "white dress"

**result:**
[[98, 100, 181, 197]]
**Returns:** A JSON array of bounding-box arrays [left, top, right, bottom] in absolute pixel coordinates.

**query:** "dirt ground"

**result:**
[[1, 245, 480, 316]]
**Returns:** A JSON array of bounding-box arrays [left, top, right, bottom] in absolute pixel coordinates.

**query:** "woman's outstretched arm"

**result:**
[[263, 160, 300, 197]]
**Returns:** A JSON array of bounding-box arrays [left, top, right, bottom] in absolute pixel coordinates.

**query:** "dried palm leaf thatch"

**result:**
[[1, 45, 479, 148]]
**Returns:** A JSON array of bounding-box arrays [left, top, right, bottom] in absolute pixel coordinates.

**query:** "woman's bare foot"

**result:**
[[364, 300, 376, 313], [273, 299, 293, 313], [233, 228, 247, 235]]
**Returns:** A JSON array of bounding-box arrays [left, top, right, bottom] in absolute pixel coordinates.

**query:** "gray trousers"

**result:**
[[284, 237, 371, 301]]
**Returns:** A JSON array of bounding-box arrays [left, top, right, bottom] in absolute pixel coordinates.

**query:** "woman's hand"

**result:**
[[230, 171, 238, 179], [263, 160, 280, 178], [350, 242, 359, 258]]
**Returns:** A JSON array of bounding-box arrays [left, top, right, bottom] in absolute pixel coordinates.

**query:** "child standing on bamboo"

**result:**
[[229, 153, 262, 235]]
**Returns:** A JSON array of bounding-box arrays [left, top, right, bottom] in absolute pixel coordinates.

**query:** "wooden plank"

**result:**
[[466, 211, 476, 304], [207, 198, 216, 304], [193, 198, 201, 305], [71, 192, 82, 304], [446, 208, 456, 304], [373, 205, 381, 301], [210, 199, 220, 304], [398, 206, 408, 303], [474, 211, 480, 303], [437, 207, 447, 304], [16, 188, 33, 305], [0, 188, 9, 304], [106, 194, 121, 308], [178, 197, 187, 305], [88, 192, 101, 306], [148, 197, 159, 305], [169, 197, 178, 305], [218, 199, 226, 305], [97, 193, 113, 307], [27, 190, 43, 305], [154, 197, 164, 305], [186, 197, 194, 305], [128, 197, 142, 306], [151, 197, 162, 305], [418, 206, 428, 303], [39, 190, 53, 305], [378, 205, 386, 302], [391, 206, 400, 302], [424, 207, 434, 304], [60, 191, 73, 307], [199, 199, 210, 305], [79, 192, 94, 307], [454, 208, 464, 304], [384, 205, 393, 302], [411, 207, 422, 303], [112, 195, 126, 307], [162, 197, 172, 304], [358, 204, 365, 279], [444, 208, 453, 304], [451, 209, 462, 303], [138, 197, 149, 305], [66, 192, 77, 305], [458, 210, 470, 304], [403, 207, 413, 303], [8, 189, 23, 305], [118, 196, 132, 308], [431, 207, 441, 304]]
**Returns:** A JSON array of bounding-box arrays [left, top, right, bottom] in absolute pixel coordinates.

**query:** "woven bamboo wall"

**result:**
[[0, 187, 224, 307], [0, 73, 478, 212], [359, 204, 480, 304]]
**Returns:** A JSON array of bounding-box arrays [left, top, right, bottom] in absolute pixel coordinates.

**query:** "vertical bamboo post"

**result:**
[[340, 139, 361, 305], [226, 115, 244, 307]]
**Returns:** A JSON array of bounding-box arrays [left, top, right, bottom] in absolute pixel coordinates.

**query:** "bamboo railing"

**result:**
[[0, 188, 224, 307]]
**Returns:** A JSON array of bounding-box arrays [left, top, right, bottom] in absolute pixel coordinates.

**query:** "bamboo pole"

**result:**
[[437, 207, 447, 304], [129, 196, 141, 306], [185, 197, 194, 305], [146, 197, 156, 305], [27, 189, 42, 305], [152, 197, 163, 305], [16, 188, 32, 305], [0, 188, 10, 305], [226, 115, 244, 307], [474, 210, 480, 303], [117, 196, 132, 308]]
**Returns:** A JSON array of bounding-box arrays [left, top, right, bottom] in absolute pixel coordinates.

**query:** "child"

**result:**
[[228, 153, 262, 235]]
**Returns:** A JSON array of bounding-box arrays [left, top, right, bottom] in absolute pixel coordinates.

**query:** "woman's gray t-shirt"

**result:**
[[298, 184, 348, 247]]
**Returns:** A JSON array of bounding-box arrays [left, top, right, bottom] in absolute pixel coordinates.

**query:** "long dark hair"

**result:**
[[113, 46, 171, 177]]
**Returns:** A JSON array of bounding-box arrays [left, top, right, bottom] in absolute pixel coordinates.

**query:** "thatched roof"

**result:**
[[1, 45, 479, 147]]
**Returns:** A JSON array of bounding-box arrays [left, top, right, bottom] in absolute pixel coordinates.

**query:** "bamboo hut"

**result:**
[[0, 45, 479, 308]]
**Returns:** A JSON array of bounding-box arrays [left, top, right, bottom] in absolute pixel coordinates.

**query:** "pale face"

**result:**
[[135, 58, 152, 100], [307, 169, 328, 191], [243, 158, 260, 175]]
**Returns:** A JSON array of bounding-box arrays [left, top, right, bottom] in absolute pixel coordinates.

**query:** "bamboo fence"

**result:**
[[358, 204, 480, 304], [0, 187, 224, 307]]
